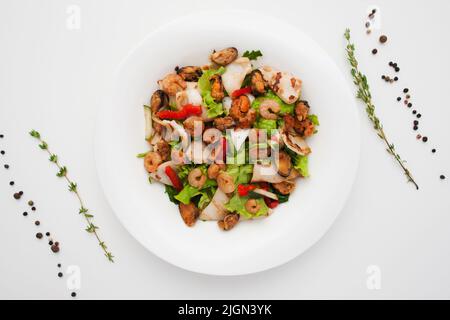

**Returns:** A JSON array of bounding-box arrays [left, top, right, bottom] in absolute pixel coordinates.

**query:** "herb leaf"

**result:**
[[243, 50, 263, 60], [344, 29, 418, 190], [30, 130, 115, 262]]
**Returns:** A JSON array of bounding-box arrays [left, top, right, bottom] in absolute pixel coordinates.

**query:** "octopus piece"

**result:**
[[178, 202, 200, 227], [213, 116, 235, 131], [176, 66, 202, 82], [218, 213, 240, 231], [259, 66, 302, 104], [210, 74, 225, 102], [144, 152, 162, 173], [210, 47, 238, 66], [229, 95, 256, 129], [183, 116, 204, 137], [158, 73, 186, 96], [272, 181, 295, 195]]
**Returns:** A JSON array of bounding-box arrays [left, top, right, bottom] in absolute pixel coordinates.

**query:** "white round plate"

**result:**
[[95, 11, 360, 275]]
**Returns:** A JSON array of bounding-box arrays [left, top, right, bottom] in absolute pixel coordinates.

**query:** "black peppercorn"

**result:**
[[35, 220, 40, 226], [440, 175, 446, 180], [49, 241, 53, 245], [58, 272, 63, 278], [31, 207, 36, 211], [408, 103, 412, 108], [382, 75, 386, 80], [57, 263, 61, 268], [403, 88, 409, 93], [372, 48, 378, 54], [46, 232, 50, 236], [9, 181, 14, 186], [417, 114, 422, 118], [23, 212, 28, 217], [432, 149, 436, 153], [422, 137, 428, 142], [414, 120, 419, 125], [395, 67, 400, 72], [0, 134, 4, 138], [51, 245, 60, 253], [71, 292, 76, 298], [4, 164, 9, 169], [413, 126, 418, 131], [0, 150, 5, 155], [36, 233, 43, 239], [397, 97, 401, 101], [412, 110, 417, 115], [394, 77, 398, 81]]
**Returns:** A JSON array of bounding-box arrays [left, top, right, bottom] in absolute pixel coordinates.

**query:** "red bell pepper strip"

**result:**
[[222, 137, 227, 163], [231, 87, 252, 98], [237, 184, 257, 197], [264, 197, 279, 209], [164, 166, 183, 191], [157, 104, 202, 120]]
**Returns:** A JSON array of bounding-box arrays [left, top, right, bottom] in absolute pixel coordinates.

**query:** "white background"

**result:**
[[1, 0, 449, 299]]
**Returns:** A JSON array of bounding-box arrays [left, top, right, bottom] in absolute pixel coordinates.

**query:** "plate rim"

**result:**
[[94, 10, 361, 276]]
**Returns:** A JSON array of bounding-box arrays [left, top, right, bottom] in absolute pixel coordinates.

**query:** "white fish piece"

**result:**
[[259, 66, 302, 104], [222, 96, 232, 113], [199, 189, 230, 221], [222, 57, 252, 95], [175, 82, 202, 108]]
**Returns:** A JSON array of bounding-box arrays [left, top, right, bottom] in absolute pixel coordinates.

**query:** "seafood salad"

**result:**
[[139, 47, 319, 231]]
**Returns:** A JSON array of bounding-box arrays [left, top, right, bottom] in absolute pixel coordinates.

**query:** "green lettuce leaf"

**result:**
[[308, 114, 320, 126], [198, 67, 226, 118], [255, 118, 277, 130], [224, 194, 268, 219], [293, 154, 309, 177], [198, 67, 226, 96], [203, 91, 224, 118], [174, 178, 217, 205], [226, 164, 253, 185], [165, 185, 179, 205]]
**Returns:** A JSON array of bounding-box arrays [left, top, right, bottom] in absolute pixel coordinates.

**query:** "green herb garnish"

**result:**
[[243, 50, 263, 60], [29, 129, 115, 262], [344, 29, 419, 190]]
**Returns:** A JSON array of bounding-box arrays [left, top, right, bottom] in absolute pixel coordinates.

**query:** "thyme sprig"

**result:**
[[29, 129, 115, 261], [344, 29, 419, 190]]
